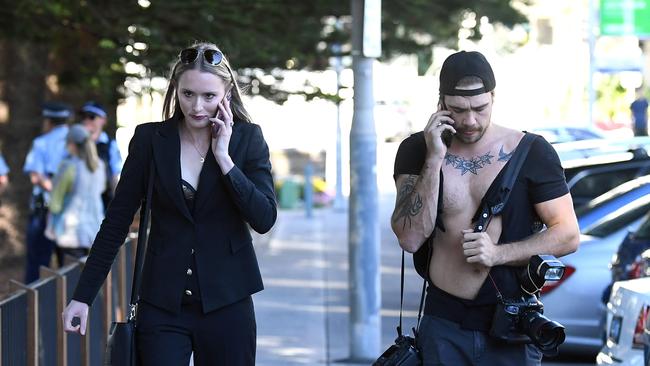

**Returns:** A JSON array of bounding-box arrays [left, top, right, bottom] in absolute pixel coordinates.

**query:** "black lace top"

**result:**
[[180, 179, 201, 305]]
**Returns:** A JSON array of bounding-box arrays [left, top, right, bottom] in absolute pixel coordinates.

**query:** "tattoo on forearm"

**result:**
[[393, 175, 424, 229]]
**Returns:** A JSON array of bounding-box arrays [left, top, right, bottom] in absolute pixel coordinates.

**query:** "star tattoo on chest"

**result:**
[[444, 145, 513, 175]]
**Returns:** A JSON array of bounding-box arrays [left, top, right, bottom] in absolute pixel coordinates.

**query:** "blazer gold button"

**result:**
[[185, 290, 192, 296], [186, 268, 192, 276]]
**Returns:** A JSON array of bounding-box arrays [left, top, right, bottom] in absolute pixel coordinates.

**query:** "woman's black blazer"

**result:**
[[72, 117, 277, 314]]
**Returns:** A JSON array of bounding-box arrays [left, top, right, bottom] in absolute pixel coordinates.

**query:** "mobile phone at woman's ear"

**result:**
[[212, 109, 222, 136]]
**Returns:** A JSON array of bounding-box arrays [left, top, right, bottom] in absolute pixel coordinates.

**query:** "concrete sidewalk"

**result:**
[[253, 194, 424, 365]]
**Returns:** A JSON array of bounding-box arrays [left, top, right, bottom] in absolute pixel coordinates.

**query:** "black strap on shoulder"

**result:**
[[473, 133, 536, 232], [128, 160, 155, 320]]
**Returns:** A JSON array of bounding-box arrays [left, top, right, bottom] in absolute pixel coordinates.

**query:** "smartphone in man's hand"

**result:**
[[439, 101, 453, 147]]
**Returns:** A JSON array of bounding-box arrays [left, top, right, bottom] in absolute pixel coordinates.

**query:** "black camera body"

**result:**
[[490, 293, 565, 355], [489, 255, 567, 356]]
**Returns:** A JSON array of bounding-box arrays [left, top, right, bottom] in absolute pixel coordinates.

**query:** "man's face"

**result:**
[[443, 91, 493, 145], [82, 114, 106, 138]]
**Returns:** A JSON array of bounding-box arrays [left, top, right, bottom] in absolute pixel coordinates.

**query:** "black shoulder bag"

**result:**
[[373, 133, 536, 366], [104, 161, 155, 366]]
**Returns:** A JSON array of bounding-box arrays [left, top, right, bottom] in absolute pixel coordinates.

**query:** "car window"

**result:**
[[633, 213, 650, 240], [574, 177, 650, 217], [570, 169, 639, 203], [583, 196, 650, 237]]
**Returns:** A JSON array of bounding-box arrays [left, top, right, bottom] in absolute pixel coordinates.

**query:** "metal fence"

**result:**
[[0, 235, 138, 366]]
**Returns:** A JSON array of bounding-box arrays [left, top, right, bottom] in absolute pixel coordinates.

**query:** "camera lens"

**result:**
[[521, 311, 566, 350]]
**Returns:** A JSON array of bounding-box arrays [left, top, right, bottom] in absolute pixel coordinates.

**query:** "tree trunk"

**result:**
[[0, 39, 50, 265]]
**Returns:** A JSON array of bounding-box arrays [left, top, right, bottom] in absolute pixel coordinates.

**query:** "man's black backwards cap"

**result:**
[[439, 51, 496, 96]]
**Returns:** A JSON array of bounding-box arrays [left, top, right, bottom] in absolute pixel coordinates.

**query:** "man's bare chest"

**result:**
[[441, 149, 511, 216]]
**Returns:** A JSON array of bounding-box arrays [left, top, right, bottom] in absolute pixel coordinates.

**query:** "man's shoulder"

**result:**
[[32, 128, 64, 150], [397, 131, 426, 151], [394, 131, 427, 177]]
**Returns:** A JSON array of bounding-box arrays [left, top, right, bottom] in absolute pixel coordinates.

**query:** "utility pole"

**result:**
[[348, 0, 381, 362], [588, 0, 596, 127], [332, 18, 346, 212]]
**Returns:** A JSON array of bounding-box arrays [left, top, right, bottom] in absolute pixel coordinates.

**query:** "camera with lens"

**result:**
[[489, 255, 566, 356]]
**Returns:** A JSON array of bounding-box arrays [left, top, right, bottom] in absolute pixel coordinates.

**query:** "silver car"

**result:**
[[541, 196, 650, 355], [596, 277, 650, 365]]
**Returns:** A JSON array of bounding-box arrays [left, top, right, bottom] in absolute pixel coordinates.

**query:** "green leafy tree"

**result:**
[[0, 0, 524, 272]]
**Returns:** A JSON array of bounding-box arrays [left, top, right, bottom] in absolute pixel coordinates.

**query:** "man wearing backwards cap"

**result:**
[[80, 101, 122, 210], [391, 51, 579, 364], [23, 101, 71, 283]]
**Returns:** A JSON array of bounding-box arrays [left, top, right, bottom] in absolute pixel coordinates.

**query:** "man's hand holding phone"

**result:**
[[424, 108, 456, 160]]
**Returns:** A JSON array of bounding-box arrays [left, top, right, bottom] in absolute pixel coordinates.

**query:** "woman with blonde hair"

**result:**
[[46, 124, 105, 265], [62, 42, 276, 365]]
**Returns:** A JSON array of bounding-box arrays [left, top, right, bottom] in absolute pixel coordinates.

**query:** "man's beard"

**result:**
[[455, 126, 486, 144]]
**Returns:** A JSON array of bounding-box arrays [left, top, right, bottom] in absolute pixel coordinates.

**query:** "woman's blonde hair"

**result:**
[[162, 42, 253, 124]]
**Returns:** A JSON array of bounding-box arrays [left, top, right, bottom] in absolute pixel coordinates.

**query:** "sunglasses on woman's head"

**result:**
[[179, 48, 223, 66]]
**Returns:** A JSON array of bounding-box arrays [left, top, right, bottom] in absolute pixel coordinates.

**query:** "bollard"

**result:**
[[304, 162, 313, 218]]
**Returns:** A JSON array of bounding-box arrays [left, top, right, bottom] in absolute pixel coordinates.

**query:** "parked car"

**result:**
[[596, 277, 650, 365], [541, 194, 650, 356], [574, 175, 650, 229], [605, 213, 650, 302], [533, 126, 604, 144], [554, 136, 650, 162], [559, 141, 650, 208]]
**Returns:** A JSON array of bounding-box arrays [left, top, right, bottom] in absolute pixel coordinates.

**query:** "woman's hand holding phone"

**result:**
[[210, 91, 234, 162], [424, 106, 456, 160]]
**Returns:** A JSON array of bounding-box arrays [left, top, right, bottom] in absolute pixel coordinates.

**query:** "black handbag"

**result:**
[[373, 250, 428, 366], [104, 161, 154, 366]]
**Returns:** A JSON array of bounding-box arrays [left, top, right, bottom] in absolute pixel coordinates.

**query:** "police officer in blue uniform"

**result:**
[[80, 101, 122, 210], [0, 153, 9, 197], [23, 102, 71, 283]]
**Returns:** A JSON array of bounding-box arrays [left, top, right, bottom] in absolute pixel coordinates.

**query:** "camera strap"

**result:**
[[471, 132, 537, 297], [397, 243, 430, 342]]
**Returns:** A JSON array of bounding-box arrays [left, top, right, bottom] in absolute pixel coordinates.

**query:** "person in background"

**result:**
[[62, 42, 277, 365], [23, 102, 71, 283], [0, 153, 9, 196], [79, 101, 122, 210], [631, 87, 648, 137], [45, 124, 105, 266]]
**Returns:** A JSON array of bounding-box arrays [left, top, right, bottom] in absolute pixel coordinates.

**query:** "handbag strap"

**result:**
[[128, 160, 155, 320]]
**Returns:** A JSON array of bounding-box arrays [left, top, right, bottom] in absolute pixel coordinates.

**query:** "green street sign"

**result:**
[[600, 0, 650, 37]]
